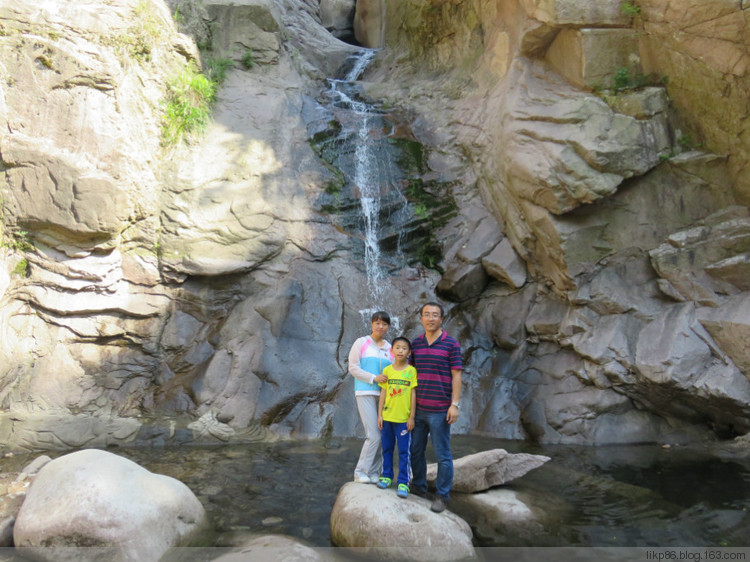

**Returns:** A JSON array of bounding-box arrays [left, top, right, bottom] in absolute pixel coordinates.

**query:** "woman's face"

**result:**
[[371, 318, 389, 339]]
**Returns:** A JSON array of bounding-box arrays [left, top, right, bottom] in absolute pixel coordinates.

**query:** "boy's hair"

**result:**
[[391, 336, 411, 350], [419, 302, 444, 318], [371, 310, 391, 325]]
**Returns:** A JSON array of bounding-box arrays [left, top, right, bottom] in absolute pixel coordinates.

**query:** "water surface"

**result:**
[[107, 436, 750, 548]]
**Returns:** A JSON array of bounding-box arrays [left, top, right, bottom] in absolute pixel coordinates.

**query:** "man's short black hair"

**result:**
[[419, 302, 444, 317], [391, 336, 411, 350], [371, 310, 391, 325]]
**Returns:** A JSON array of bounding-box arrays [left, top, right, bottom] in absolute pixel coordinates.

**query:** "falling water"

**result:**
[[321, 50, 406, 331]]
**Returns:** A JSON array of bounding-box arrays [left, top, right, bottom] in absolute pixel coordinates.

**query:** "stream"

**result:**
[[3, 436, 749, 553]]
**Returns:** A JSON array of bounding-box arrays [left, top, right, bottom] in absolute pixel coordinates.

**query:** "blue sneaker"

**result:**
[[397, 483, 409, 498], [377, 477, 392, 489]]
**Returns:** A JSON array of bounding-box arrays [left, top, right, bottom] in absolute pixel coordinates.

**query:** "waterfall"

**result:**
[[321, 50, 406, 330]]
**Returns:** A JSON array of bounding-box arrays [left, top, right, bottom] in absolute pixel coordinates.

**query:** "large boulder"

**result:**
[[13, 449, 208, 561], [211, 534, 323, 561], [426, 449, 550, 493], [330, 482, 475, 561]]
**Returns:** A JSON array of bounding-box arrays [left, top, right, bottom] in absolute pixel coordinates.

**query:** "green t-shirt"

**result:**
[[379, 364, 418, 423]]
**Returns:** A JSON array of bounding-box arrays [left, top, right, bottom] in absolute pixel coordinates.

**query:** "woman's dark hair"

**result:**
[[371, 310, 391, 325], [391, 336, 411, 350]]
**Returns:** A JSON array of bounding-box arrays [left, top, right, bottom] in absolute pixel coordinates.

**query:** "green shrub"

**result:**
[[205, 57, 234, 84], [614, 67, 631, 91], [12, 258, 28, 277], [241, 49, 255, 69], [620, 1, 641, 16], [161, 64, 217, 146]]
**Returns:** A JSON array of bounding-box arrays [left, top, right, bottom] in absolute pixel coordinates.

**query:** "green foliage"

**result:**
[[620, 1, 642, 16], [161, 64, 217, 146], [12, 258, 28, 277], [610, 67, 666, 93], [172, 5, 184, 24], [614, 67, 631, 91], [204, 57, 234, 84], [241, 49, 255, 69]]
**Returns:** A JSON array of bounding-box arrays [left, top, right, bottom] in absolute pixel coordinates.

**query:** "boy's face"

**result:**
[[392, 340, 410, 360]]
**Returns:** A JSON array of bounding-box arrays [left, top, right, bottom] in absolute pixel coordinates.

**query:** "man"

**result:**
[[409, 302, 463, 513]]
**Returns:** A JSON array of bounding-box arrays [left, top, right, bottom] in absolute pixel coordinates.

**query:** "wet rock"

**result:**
[[426, 449, 550, 493], [13, 449, 209, 561], [449, 488, 549, 545], [330, 482, 475, 560]]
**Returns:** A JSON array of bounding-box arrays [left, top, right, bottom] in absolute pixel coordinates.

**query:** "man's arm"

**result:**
[[447, 368, 462, 424]]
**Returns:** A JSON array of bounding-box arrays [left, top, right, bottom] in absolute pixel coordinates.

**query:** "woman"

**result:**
[[348, 310, 393, 483]]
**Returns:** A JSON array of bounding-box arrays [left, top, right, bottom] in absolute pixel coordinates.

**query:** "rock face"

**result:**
[[330, 482, 475, 561], [360, 0, 750, 444], [13, 449, 207, 561], [426, 449, 550, 493], [1, 0, 750, 451]]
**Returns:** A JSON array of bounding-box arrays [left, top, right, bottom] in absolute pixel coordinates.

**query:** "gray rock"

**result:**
[[650, 212, 750, 305], [13, 449, 208, 561], [482, 239, 527, 288], [319, 0, 355, 39], [426, 449, 550, 493], [698, 294, 750, 378], [330, 482, 475, 560]]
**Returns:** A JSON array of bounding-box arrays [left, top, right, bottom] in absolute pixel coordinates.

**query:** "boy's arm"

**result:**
[[407, 385, 416, 431], [377, 387, 386, 430]]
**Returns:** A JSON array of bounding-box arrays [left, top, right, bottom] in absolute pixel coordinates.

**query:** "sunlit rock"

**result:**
[[204, 0, 281, 65], [520, 0, 629, 26], [354, 0, 384, 48], [330, 482, 475, 560], [546, 28, 640, 90], [426, 449, 550, 493], [14, 449, 209, 561]]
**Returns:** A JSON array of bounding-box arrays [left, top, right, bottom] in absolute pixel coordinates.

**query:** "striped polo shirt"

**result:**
[[411, 331, 463, 412]]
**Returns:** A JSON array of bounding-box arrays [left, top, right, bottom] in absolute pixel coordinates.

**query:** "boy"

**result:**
[[376, 336, 418, 499]]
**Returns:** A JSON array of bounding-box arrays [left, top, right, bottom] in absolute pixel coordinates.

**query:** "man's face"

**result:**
[[420, 305, 442, 332]]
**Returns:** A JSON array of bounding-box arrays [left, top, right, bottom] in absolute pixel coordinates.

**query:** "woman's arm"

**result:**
[[348, 337, 376, 384]]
